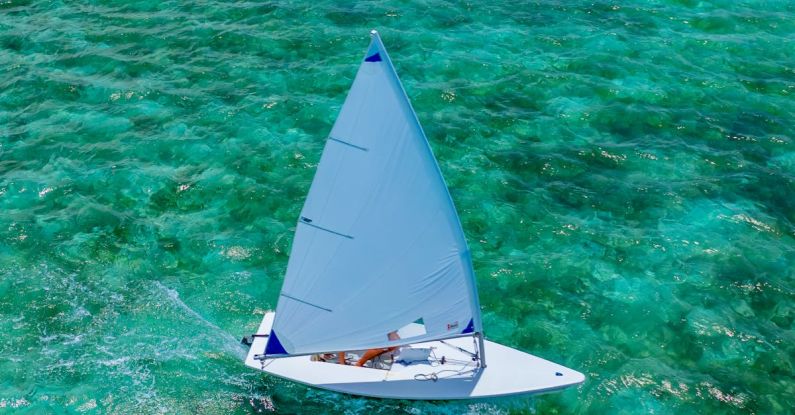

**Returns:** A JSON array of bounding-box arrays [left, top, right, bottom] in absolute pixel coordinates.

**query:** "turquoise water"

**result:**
[[1, 0, 794, 413]]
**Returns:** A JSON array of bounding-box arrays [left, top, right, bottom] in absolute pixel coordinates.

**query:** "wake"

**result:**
[[153, 280, 246, 360]]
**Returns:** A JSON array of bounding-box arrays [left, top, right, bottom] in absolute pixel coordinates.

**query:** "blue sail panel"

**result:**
[[264, 330, 288, 355], [365, 52, 382, 62], [462, 318, 475, 334]]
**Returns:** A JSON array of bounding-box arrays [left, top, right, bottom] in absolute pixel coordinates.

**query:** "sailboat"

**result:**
[[242, 30, 584, 400]]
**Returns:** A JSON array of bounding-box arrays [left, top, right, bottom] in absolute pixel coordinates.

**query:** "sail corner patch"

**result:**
[[365, 53, 382, 62], [461, 318, 475, 334], [264, 330, 288, 355]]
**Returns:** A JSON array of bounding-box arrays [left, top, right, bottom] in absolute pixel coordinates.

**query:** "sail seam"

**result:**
[[280, 293, 333, 312], [328, 136, 368, 152], [298, 220, 354, 239]]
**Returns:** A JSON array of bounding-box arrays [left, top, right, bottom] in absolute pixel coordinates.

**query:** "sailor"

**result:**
[[354, 331, 401, 367], [334, 331, 401, 366]]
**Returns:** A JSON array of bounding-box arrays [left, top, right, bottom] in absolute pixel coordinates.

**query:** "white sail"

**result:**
[[265, 31, 482, 356]]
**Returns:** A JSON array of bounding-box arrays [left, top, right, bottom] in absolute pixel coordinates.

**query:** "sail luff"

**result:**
[[368, 30, 484, 335]]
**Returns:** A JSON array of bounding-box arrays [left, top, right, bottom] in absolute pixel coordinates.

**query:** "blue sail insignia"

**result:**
[[462, 318, 475, 334], [265, 330, 288, 355]]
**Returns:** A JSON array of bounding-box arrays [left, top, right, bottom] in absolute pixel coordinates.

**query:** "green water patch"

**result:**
[[2, 0, 794, 413]]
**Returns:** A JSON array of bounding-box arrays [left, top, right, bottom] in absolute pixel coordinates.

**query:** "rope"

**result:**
[[413, 367, 478, 382]]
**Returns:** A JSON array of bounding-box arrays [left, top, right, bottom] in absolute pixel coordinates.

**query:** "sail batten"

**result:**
[[328, 136, 369, 152], [266, 31, 481, 357]]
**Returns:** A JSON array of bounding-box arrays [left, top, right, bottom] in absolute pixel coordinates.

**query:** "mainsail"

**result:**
[[265, 31, 482, 356]]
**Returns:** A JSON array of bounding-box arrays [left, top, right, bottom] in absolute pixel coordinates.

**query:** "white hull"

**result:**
[[244, 312, 584, 400]]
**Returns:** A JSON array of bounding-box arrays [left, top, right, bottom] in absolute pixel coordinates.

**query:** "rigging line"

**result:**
[[429, 346, 474, 366], [440, 340, 478, 359], [298, 220, 354, 239], [413, 345, 479, 382], [472, 335, 480, 368], [280, 293, 333, 312], [328, 136, 368, 152]]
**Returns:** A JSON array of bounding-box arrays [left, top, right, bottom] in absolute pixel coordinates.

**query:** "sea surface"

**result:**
[[1, 1, 793, 413]]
